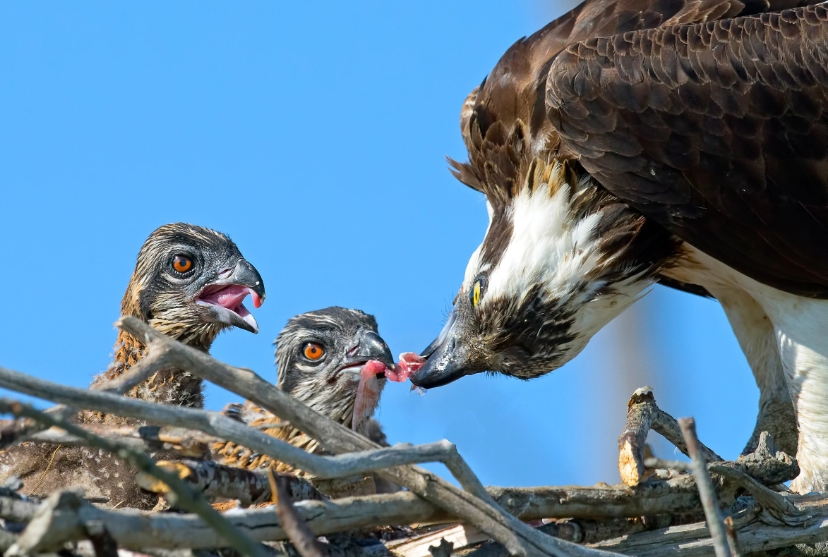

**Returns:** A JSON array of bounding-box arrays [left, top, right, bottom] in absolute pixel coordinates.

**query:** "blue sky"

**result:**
[[0, 1, 760, 487]]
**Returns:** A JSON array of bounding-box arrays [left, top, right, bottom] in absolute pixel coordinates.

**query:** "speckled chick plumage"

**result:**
[[213, 308, 394, 482], [0, 223, 265, 509]]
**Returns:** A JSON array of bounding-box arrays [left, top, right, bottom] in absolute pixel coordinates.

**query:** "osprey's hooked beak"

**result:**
[[410, 308, 472, 388], [196, 259, 266, 334], [340, 329, 396, 372]]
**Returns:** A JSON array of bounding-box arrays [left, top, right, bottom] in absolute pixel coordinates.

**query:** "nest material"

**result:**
[[0, 317, 821, 557]]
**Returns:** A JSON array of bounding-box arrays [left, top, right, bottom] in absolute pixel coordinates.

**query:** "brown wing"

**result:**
[[453, 0, 811, 201], [546, 4, 828, 297]]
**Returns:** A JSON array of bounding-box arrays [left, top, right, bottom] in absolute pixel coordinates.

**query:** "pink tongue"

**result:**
[[200, 285, 254, 310], [352, 360, 387, 430], [385, 352, 425, 383]]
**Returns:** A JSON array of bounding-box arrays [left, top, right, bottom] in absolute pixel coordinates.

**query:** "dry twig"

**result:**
[[707, 464, 808, 526], [723, 516, 741, 557], [679, 417, 730, 557], [0, 399, 269, 557], [618, 387, 722, 486], [0, 346, 175, 451], [26, 423, 211, 457], [269, 469, 329, 557]]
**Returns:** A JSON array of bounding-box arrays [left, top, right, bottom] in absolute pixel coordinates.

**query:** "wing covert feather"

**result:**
[[547, 5, 828, 296]]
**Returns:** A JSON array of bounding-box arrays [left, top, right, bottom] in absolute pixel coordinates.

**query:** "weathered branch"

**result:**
[[707, 464, 808, 526], [8, 488, 826, 555], [118, 317, 620, 557], [137, 460, 324, 508], [270, 470, 329, 557], [733, 431, 800, 486], [0, 347, 176, 452], [618, 387, 656, 486], [0, 366, 520, 491], [26, 423, 211, 457], [679, 417, 730, 557], [0, 399, 269, 557], [618, 387, 722, 487], [591, 504, 828, 556]]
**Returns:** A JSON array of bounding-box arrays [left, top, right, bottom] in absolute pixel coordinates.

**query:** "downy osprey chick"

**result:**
[[213, 307, 396, 493], [0, 223, 265, 508]]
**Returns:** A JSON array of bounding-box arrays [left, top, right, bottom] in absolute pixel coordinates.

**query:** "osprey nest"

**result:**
[[0, 317, 823, 557]]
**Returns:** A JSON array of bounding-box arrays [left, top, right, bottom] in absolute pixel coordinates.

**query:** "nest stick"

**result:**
[[269, 470, 329, 557], [619, 387, 723, 486], [679, 417, 730, 557], [0, 398, 269, 557]]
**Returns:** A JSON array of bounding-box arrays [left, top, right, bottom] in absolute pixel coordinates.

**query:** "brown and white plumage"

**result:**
[[0, 223, 265, 508], [213, 307, 396, 493], [413, 0, 828, 492]]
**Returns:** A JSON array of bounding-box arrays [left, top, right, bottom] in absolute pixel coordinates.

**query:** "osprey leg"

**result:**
[[715, 288, 798, 457]]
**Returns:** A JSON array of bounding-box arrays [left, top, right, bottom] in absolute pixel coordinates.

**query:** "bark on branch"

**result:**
[[0, 399, 269, 557], [5, 488, 826, 556], [679, 417, 732, 557], [26, 423, 212, 457], [136, 460, 324, 508], [618, 387, 722, 486]]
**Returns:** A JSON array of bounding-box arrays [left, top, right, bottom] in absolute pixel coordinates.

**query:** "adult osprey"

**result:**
[[410, 0, 828, 493]]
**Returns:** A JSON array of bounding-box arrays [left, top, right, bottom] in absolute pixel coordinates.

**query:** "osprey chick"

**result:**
[[411, 0, 828, 492], [90, 222, 266, 412], [213, 307, 396, 492], [0, 223, 265, 508]]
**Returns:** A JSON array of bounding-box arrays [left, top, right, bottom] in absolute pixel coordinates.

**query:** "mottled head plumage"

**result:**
[[108, 222, 265, 406], [118, 223, 265, 352], [213, 307, 395, 474], [274, 307, 393, 430]]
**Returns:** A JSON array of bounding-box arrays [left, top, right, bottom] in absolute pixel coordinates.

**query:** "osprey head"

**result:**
[[123, 223, 266, 347], [411, 160, 676, 388], [274, 307, 395, 430]]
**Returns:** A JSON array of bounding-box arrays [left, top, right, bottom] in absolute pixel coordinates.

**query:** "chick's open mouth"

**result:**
[[196, 284, 262, 333]]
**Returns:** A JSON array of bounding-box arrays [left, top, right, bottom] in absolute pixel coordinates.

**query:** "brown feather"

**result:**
[[546, 4, 828, 296]]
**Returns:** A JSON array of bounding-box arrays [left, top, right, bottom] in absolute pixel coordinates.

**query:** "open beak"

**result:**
[[196, 259, 266, 334], [339, 329, 395, 375], [410, 308, 472, 388]]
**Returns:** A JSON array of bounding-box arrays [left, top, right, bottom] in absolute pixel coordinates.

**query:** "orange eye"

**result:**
[[303, 342, 325, 361], [172, 255, 193, 273]]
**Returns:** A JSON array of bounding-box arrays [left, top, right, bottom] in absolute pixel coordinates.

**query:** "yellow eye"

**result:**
[[472, 280, 482, 307], [173, 255, 193, 273], [303, 342, 325, 361]]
